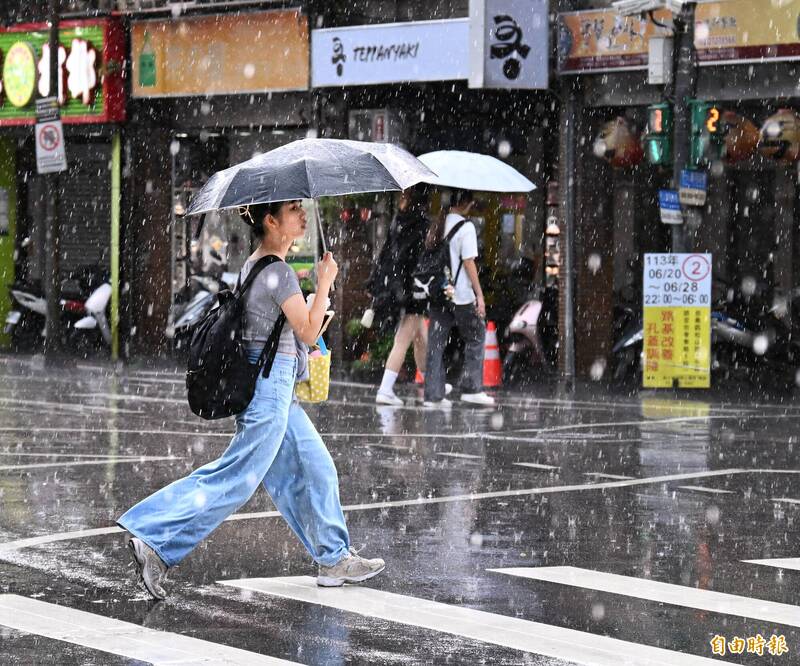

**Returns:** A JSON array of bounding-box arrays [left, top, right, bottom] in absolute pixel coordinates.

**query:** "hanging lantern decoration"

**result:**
[[592, 117, 644, 168], [758, 109, 800, 164], [719, 111, 759, 164]]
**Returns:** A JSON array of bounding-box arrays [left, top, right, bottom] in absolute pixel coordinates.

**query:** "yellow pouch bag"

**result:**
[[295, 349, 331, 403], [295, 311, 334, 403]]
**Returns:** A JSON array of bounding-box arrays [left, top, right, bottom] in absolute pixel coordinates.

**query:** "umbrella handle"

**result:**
[[312, 199, 334, 292], [313, 200, 328, 255]]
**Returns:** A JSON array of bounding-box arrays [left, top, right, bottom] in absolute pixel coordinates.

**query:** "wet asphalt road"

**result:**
[[1, 355, 800, 664]]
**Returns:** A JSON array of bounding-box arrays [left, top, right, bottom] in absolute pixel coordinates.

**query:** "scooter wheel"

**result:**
[[502, 352, 520, 385], [10, 316, 44, 353]]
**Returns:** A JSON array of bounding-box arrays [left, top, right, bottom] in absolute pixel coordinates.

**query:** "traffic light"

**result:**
[[643, 103, 673, 165], [689, 100, 727, 167]]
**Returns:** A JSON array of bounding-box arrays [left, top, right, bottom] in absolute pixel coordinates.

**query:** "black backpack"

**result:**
[[411, 219, 466, 308], [186, 255, 286, 420]]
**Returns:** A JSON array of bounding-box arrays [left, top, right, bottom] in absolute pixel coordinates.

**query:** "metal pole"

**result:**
[[561, 85, 579, 387], [44, 0, 61, 362], [670, 1, 697, 254], [110, 131, 121, 361]]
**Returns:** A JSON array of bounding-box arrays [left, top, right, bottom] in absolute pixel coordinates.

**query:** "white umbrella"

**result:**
[[417, 150, 535, 193]]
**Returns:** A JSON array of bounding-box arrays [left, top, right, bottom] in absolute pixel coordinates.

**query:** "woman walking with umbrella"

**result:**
[[119, 201, 385, 599], [368, 185, 432, 405], [115, 139, 434, 600]]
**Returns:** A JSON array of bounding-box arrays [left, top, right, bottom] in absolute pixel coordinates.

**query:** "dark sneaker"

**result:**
[[317, 547, 385, 587], [125, 532, 168, 600]]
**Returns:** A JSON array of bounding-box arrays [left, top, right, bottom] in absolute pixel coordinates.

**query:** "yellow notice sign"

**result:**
[[643, 307, 711, 388], [642, 253, 712, 389]]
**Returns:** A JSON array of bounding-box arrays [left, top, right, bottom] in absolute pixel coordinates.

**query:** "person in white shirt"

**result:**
[[423, 189, 495, 407]]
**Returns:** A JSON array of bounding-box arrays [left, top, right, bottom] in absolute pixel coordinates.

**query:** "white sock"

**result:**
[[379, 369, 399, 395]]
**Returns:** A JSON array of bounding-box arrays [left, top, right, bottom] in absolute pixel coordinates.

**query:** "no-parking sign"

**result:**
[[34, 97, 67, 175]]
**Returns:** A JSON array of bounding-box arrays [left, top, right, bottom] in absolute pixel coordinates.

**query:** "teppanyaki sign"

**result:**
[[0, 19, 125, 125], [312, 19, 470, 87]]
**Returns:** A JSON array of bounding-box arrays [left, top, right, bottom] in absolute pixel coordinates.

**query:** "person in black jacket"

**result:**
[[367, 186, 431, 405]]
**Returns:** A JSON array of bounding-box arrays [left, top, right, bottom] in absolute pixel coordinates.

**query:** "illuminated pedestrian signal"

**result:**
[[644, 103, 672, 166], [688, 100, 729, 166], [706, 106, 721, 134], [650, 108, 664, 133]]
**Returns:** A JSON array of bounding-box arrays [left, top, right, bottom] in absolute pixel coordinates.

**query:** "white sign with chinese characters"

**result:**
[[312, 19, 470, 87], [469, 0, 549, 89]]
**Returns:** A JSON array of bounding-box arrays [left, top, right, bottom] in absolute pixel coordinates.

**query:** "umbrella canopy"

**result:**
[[417, 150, 535, 193], [185, 138, 436, 215]]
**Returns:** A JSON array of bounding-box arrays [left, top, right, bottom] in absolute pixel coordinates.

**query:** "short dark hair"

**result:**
[[240, 201, 284, 239], [449, 188, 475, 208]]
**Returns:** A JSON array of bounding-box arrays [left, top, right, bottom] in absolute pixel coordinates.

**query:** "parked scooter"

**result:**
[[5, 261, 107, 352], [502, 285, 558, 384], [610, 279, 800, 392], [69, 282, 113, 355], [710, 281, 800, 392], [167, 272, 237, 352]]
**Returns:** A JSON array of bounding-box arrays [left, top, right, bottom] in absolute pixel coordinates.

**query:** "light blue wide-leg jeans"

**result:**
[[117, 353, 350, 568]]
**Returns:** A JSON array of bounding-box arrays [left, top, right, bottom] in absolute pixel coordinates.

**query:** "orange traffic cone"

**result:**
[[483, 321, 502, 387]]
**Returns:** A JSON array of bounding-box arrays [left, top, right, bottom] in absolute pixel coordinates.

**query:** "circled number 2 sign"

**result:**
[[34, 119, 67, 174], [643, 253, 712, 308], [682, 254, 711, 282]]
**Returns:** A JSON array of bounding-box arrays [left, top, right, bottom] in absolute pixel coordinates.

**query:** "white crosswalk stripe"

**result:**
[[491, 566, 800, 628], [0, 594, 300, 665], [219, 576, 734, 666], [743, 557, 800, 572]]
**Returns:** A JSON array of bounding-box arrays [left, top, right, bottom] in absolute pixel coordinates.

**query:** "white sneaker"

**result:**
[[376, 391, 404, 406], [461, 392, 495, 406], [318, 547, 385, 587], [445, 383, 453, 396], [423, 398, 452, 409]]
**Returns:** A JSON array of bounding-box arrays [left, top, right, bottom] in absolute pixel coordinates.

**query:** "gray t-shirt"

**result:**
[[240, 258, 301, 355]]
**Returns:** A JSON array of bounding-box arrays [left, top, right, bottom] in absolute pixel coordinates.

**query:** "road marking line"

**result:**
[[0, 594, 298, 665], [0, 456, 178, 473], [0, 452, 146, 458], [513, 462, 559, 470], [219, 576, 731, 665], [0, 397, 142, 414], [491, 566, 800, 628], [676, 485, 734, 495], [743, 558, 800, 572], [510, 415, 716, 434], [436, 452, 482, 459], [73, 393, 185, 405], [583, 472, 635, 480], [0, 427, 228, 437], [771, 497, 800, 505], [0, 468, 792, 555], [362, 443, 413, 452]]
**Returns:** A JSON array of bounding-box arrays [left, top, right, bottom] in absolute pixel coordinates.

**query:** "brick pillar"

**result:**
[[124, 125, 172, 358]]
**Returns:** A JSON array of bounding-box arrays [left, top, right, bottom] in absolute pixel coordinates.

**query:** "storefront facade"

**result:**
[[311, 4, 555, 372], [556, 1, 800, 379], [125, 8, 313, 357], [0, 18, 125, 349]]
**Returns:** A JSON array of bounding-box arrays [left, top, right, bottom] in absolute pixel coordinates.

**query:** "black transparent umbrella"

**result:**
[[185, 138, 436, 216]]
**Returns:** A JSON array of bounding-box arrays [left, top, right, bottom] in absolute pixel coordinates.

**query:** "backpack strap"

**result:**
[[444, 219, 467, 286], [236, 254, 282, 295], [236, 254, 288, 378], [255, 312, 286, 378]]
